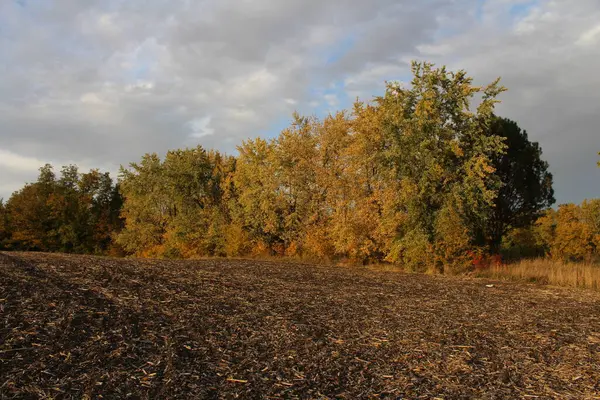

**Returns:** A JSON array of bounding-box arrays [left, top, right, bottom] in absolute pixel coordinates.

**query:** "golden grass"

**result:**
[[483, 258, 600, 291]]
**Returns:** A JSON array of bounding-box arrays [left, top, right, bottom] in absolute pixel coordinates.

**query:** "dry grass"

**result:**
[[484, 258, 600, 290]]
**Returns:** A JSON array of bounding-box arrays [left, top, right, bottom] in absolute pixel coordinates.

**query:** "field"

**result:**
[[1, 252, 600, 399]]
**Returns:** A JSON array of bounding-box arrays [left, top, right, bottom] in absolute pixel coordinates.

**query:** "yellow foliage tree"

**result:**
[[536, 202, 599, 262]]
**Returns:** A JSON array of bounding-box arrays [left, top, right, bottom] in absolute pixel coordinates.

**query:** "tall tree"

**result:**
[[234, 137, 286, 254], [379, 61, 506, 272], [325, 104, 398, 263], [79, 170, 124, 253], [117, 147, 234, 258], [7, 165, 59, 250], [486, 117, 554, 251]]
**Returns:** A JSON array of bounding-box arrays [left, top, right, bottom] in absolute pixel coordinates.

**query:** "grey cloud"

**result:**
[[414, 0, 600, 203], [0, 0, 597, 204]]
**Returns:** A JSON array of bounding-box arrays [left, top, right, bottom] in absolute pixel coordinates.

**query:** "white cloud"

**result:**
[[576, 23, 600, 46], [344, 62, 408, 99], [0, 149, 46, 172], [324, 94, 338, 108], [97, 14, 121, 36], [125, 81, 155, 92], [188, 116, 215, 139], [80, 92, 109, 105]]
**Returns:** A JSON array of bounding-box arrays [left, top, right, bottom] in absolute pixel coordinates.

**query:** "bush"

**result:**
[[387, 229, 434, 273]]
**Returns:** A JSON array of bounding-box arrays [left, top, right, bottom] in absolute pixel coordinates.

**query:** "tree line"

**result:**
[[1, 62, 598, 270], [0, 165, 122, 254]]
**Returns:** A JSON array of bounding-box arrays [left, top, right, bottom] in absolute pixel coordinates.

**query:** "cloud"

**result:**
[[414, 0, 600, 204], [0, 149, 46, 172], [188, 116, 215, 139], [576, 23, 600, 47], [0, 0, 598, 204]]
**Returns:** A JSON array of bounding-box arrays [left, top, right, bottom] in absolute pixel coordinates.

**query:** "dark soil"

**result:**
[[1, 252, 599, 399]]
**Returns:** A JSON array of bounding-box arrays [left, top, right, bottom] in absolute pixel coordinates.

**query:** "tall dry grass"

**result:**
[[484, 258, 600, 291]]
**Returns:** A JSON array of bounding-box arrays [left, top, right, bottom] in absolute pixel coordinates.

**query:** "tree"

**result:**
[[53, 165, 85, 252], [535, 208, 556, 256], [117, 153, 171, 256], [552, 204, 596, 262], [485, 117, 554, 252], [324, 104, 400, 264], [6, 165, 60, 251], [269, 115, 319, 255], [535, 201, 600, 262], [79, 170, 124, 253], [581, 199, 600, 261], [0, 199, 8, 249], [3, 60, 569, 270], [5, 164, 121, 254], [117, 147, 235, 258], [380, 61, 506, 270]]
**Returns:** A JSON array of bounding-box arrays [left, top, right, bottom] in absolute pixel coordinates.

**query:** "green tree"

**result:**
[[53, 165, 85, 252], [117, 154, 171, 256], [380, 61, 506, 270], [79, 170, 124, 253], [485, 117, 554, 252]]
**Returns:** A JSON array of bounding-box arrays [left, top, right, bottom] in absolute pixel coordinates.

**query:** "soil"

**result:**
[[1, 252, 599, 399]]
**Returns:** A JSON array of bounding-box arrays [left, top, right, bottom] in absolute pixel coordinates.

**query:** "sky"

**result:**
[[0, 0, 598, 204]]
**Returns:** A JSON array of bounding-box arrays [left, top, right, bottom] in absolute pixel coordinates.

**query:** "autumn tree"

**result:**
[[231, 138, 282, 255], [5, 164, 121, 253], [380, 62, 506, 273], [323, 104, 402, 264], [581, 199, 600, 256], [6, 165, 60, 250], [551, 203, 595, 261], [3, 60, 570, 270], [233, 108, 397, 263], [117, 147, 235, 258], [308, 112, 352, 260], [535, 201, 600, 262]]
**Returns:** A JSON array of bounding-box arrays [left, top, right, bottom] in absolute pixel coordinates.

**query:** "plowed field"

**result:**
[[1, 252, 599, 399]]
